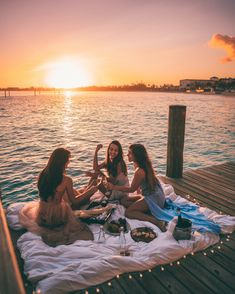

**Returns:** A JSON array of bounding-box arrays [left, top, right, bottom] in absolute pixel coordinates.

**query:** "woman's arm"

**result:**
[[93, 144, 105, 171], [107, 168, 145, 193]]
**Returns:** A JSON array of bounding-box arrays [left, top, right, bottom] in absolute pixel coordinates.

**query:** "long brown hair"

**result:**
[[38, 148, 71, 201], [129, 143, 158, 192], [105, 140, 127, 177]]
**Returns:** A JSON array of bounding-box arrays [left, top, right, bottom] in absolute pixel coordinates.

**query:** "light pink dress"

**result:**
[[19, 192, 93, 247]]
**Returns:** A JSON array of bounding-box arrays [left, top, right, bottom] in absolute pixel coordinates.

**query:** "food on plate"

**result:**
[[131, 227, 157, 243]]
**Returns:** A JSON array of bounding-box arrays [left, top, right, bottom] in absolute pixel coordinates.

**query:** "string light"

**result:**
[[89, 241, 226, 289]]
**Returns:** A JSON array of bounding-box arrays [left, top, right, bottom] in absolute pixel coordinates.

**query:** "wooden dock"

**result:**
[[2, 162, 235, 294], [75, 162, 235, 294]]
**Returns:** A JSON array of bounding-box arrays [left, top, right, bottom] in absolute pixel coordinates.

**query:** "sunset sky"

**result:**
[[1, 0, 235, 88]]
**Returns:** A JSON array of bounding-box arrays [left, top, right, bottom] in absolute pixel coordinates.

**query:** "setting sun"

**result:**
[[44, 58, 92, 88]]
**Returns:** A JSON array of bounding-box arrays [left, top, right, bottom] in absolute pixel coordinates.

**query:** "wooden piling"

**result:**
[[166, 105, 186, 178]]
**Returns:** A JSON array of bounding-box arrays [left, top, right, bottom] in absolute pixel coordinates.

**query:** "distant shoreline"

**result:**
[[1, 88, 235, 97]]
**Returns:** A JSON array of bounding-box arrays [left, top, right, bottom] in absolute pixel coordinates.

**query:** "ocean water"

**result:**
[[0, 91, 235, 207]]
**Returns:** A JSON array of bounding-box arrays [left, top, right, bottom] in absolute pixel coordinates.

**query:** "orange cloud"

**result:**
[[209, 34, 235, 62]]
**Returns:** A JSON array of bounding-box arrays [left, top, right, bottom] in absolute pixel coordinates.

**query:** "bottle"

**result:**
[[119, 227, 127, 256], [97, 225, 106, 243], [176, 207, 182, 227]]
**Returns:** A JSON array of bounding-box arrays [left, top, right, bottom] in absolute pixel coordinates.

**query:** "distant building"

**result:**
[[179, 77, 218, 90]]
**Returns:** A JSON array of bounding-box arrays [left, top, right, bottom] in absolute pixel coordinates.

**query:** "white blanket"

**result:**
[[6, 183, 235, 294]]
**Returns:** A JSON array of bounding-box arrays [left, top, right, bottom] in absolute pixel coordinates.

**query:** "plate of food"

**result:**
[[131, 227, 157, 243], [104, 218, 130, 236]]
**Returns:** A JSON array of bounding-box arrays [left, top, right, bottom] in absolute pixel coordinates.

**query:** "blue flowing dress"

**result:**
[[142, 179, 221, 234]]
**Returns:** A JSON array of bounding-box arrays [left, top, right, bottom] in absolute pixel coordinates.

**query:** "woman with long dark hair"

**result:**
[[19, 148, 95, 246], [106, 143, 166, 231], [87, 140, 129, 200]]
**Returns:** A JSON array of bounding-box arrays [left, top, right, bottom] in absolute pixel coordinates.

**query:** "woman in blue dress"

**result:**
[[107, 143, 166, 231]]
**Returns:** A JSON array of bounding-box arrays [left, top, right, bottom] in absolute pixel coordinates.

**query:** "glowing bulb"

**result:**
[[161, 266, 165, 271], [129, 275, 132, 279], [139, 273, 143, 278], [108, 282, 112, 286]]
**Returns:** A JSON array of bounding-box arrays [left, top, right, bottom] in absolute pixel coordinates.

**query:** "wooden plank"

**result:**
[[185, 169, 235, 194], [206, 166, 235, 181], [190, 169, 235, 192], [193, 253, 235, 292], [179, 254, 234, 293], [150, 266, 191, 294], [0, 202, 25, 294], [132, 271, 170, 294], [171, 177, 235, 210], [164, 262, 214, 294], [207, 247, 235, 274], [182, 173, 235, 205], [161, 177, 234, 215], [117, 273, 147, 294]]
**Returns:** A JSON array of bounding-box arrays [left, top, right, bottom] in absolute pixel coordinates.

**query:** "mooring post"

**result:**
[[166, 105, 186, 178]]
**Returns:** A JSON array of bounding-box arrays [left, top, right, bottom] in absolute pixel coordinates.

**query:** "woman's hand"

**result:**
[[106, 182, 114, 190], [95, 144, 103, 152]]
